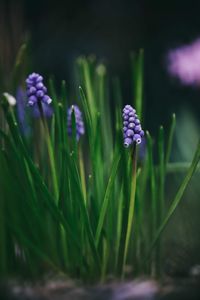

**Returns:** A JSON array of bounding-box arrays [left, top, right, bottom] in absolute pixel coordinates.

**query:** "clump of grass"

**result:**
[[0, 47, 199, 282]]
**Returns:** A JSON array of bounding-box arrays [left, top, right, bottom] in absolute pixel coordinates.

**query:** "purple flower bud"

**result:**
[[42, 86, 47, 93], [123, 109, 129, 115], [140, 130, 144, 137], [78, 126, 85, 135], [28, 86, 37, 95], [42, 95, 52, 104], [133, 134, 142, 144], [28, 95, 37, 106], [26, 78, 32, 85], [126, 129, 134, 137], [67, 104, 85, 141], [36, 82, 43, 89], [135, 119, 140, 125], [122, 104, 144, 147], [124, 137, 133, 148], [36, 90, 44, 98], [134, 125, 142, 132], [123, 127, 127, 133], [36, 75, 43, 82], [25, 73, 52, 106], [128, 123, 135, 129], [129, 109, 136, 115], [29, 73, 37, 80], [129, 117, 135, 122]]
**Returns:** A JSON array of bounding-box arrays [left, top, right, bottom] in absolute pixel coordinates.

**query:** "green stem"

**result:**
[[78, 146, 87, 203], [122, 145, 137, 278], [156, 126, 165, 276], [38, 101, 59, 202], [82, 60, 95, 120], [131, 49, 144, 119], [165, 113, 176, 166]]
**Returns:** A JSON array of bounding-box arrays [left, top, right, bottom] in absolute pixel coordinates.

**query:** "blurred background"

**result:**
[[1, 0, 200, 134]]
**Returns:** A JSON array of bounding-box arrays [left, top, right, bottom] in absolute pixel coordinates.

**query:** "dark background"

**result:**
[[1, 0, 200, 134]]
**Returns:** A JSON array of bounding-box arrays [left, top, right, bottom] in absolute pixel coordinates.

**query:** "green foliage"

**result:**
[[0, 51, 199, 282]]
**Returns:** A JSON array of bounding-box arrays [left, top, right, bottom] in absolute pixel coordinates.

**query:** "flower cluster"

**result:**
[[67, 105, 85, 141], [25, 73, 143, 148], [26, 73, 52, 106], [122, 105, 144, 147]]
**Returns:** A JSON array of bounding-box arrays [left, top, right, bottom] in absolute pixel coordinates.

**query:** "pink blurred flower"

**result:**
[[168, 38, 200, 85]]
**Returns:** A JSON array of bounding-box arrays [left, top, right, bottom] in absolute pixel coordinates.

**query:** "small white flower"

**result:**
[[3, 92, 16, 106]]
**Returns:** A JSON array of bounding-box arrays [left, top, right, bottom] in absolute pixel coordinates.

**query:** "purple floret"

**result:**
[[25, 72, 52, 106], [122, 105, 144, 147], [67, 105, 85, 141]]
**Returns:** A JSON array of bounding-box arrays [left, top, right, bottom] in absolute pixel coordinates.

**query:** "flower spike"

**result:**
[[122, 105, 144, 147], [26, 73, 52, 106], [67, 105, 85, 141]]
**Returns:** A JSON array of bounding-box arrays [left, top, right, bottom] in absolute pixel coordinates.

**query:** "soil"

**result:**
[[1, 276, 200, 300]]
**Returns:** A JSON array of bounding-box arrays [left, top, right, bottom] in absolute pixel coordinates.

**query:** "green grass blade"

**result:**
[[12, 43, 27, 91], [95, 151, 121, 247], [67, 154, 101, 274], [131, 49, 144, 118], [147, 139, 200, 256], [165, 113, 176, 166], [82, 59, 96, 120], [79, 86, 93, 137], [146, 131, 156, 240], [158, 126, 165, 225], [121, 146, 137, 278], [156, 125, 165, 275], [166, 162, 200, 173], [114, 185, 124, 272]]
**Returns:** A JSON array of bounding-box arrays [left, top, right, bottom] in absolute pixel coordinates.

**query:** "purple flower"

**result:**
[[67, 105, 85, 141], [167, 38, 200, 85], [26, 73, 52, 106], [31, 102, 53, 118], [122, 105, 144, 147], [16, 85, 53, 133], [16, 87, 30, 136], [138, 137, 146, 161]]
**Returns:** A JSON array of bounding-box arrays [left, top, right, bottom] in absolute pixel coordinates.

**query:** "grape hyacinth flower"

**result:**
[[26, 72, 52, 106], [67, 105, 85, 141], [167, 38, 200, 86], [16, 87, 52, 136], [16, 87, 30, 136], [122, 105, 144, 147]]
